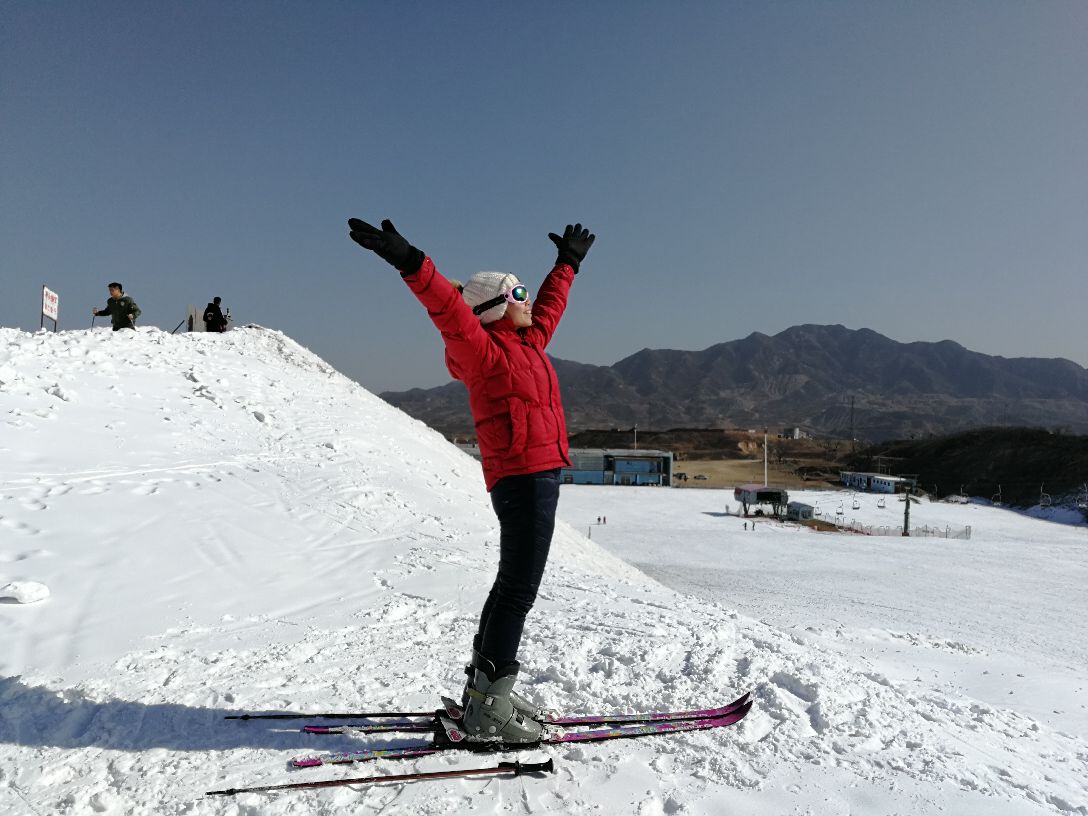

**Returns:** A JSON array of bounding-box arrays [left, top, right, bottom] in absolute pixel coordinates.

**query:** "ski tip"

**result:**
[[732, 700, 754, 721], [292, 756, 324, 768]]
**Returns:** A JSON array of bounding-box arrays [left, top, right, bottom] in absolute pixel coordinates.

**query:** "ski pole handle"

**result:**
[[499, 759, 555, 776]]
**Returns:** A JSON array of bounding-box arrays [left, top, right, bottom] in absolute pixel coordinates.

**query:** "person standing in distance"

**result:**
[[347, 216, 595, 742], [92, 282, 140, 331], [203, 296, 228, 332]]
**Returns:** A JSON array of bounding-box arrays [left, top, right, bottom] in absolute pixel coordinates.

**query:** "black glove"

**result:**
[[548, 223, 595, 273], [348, 218, 425, 275]]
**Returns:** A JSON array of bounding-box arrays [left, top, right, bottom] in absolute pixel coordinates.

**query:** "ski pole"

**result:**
[[205, 758, 554, 797]]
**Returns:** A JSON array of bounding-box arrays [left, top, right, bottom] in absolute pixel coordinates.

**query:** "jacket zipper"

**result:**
[[531, 343, 569, 466]]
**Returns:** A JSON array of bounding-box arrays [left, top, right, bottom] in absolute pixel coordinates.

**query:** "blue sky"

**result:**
[[2, 1, 1085, 392]]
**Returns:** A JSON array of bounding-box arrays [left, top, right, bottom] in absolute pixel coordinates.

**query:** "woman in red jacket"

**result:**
[[348, 217, 595, 742]]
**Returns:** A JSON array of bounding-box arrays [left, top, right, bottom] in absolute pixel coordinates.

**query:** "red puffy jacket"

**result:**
[[403, 257, 573, 491]]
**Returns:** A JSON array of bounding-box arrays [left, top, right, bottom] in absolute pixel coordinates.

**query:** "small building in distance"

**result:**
[[840, 472, 916, 494], [734, 484, 789, 516], [563, 448, 673, 486], [456, 445, 673, 487], [787, 501, 815, 521]]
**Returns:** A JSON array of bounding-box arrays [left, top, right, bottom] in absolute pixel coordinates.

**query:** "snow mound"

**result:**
[[0, 581, 50, 604], [0, 326, 1084, 816]]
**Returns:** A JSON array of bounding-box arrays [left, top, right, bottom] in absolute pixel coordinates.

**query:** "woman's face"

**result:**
[[506, 295, 533, 328]]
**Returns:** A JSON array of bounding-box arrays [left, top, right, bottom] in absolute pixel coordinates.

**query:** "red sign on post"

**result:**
[[42, 286, 59, 330]]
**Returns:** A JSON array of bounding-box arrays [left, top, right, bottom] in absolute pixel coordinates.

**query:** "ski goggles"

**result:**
[[472, 284, 530, 316]]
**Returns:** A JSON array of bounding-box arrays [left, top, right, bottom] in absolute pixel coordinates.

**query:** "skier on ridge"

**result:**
[[348, 217, 595, 742], [91, 282, 141, 331]]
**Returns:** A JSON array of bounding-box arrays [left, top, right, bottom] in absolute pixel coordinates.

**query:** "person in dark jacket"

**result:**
[[348, 217, 594, 743], [203, 297, 227, 332], [92, 282, 140, 331]]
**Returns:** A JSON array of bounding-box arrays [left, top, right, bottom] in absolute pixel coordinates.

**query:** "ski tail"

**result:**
[[225, 709, 436, 721], [302, 721, 437, 735]]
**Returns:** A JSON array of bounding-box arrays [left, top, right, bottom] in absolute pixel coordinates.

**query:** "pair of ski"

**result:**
[[285, 691, 752, 768]]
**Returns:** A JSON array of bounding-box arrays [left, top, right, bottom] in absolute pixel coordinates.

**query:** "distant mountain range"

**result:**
[[379, 324, 1088, 441]]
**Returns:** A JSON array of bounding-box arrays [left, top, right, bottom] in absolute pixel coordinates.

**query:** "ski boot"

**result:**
[[461, 654, 544, 742], [462, 642, 544, 721]]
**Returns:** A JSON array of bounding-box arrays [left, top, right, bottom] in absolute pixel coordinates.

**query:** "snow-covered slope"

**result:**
[[0, 326, 647, 683], [1, 326, 1085, 815]]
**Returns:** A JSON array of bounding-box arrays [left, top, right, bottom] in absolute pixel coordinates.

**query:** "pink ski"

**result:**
[[293, 697, 752, 768]]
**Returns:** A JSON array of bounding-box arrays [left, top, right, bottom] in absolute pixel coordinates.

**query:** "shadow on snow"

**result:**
[[0, 675, 420, 755]]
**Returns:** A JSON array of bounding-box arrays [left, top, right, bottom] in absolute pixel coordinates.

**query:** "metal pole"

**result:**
[[206, 758, 555, 797], [902, 484, 911, 536], [850, 395, 856, 453], [763, 429, 768, 487]]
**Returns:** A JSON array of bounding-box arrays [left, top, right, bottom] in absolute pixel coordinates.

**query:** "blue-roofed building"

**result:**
[[455, 445, 673, 486], [564, 448, 673, 486]]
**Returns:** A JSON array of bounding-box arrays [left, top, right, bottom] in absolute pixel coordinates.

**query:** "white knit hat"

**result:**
[[460, 271, 521, 324]]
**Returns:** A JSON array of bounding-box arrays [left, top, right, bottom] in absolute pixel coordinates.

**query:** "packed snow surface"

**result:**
[[1, 325, 1085, 815]]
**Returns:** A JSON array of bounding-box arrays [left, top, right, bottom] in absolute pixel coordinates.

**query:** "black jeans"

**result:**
[[476, 468, 561, 666]]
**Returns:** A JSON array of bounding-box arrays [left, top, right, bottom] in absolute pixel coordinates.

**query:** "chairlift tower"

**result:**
[[763, 428, 768, 487], [849, 395, 856, 453], [902, 483, 912, 536]]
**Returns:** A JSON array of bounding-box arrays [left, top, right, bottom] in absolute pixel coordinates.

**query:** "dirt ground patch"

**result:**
[[672, 459, 837, 490]]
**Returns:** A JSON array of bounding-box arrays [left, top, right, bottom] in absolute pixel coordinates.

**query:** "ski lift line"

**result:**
[[1039, 482, 1053, 508], [956, 477, 1088, 488]]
